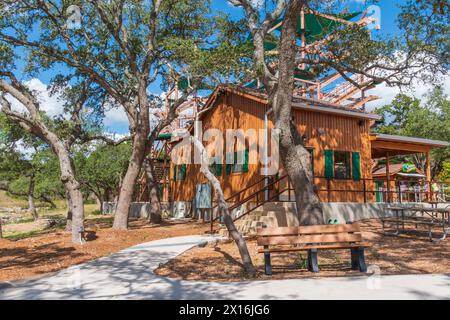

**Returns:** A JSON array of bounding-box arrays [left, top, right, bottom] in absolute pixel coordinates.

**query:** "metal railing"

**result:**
[[208, 175, 449, 233]]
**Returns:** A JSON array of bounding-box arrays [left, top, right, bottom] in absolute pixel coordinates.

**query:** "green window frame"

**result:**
[[226, 149, 249, 175], [333, 151, 351, 180], [325, 150, 357, 180], [173, 164, 186, 181], [209, 156, 223, 177]]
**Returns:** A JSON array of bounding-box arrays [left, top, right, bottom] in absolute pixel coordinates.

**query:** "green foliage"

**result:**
[[439, 162, 450, 182], [161, 12, 254, 89], [75, 143, 132, 200], [374, 87, 450, 178], [0, 113, 64, 201]]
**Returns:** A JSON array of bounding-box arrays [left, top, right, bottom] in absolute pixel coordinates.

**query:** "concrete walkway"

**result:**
[[1, 235, 449, 300]]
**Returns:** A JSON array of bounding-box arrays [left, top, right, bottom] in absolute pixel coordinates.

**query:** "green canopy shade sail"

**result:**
[[273, 11, 361, 44], [156, 133, 172, 141], [177, 76, 212, 91]]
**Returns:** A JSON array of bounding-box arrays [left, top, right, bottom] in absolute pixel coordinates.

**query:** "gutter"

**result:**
[[292, 101, 381, 120]]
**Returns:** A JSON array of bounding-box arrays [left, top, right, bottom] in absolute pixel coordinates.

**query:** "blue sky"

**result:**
[[12, 0, 449, 135]]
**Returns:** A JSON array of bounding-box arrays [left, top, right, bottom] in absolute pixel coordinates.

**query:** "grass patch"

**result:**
[[3, 225, 65, 241], [0, 191, 28, 208]]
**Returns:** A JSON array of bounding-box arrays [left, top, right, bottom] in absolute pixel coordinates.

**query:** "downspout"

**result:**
[[264, 107, 273, 201]]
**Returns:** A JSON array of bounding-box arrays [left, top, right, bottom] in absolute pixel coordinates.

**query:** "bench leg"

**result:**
[[356, 247, 367, 272], [307, 249, 319, 273], [264, 247, 272, 276]]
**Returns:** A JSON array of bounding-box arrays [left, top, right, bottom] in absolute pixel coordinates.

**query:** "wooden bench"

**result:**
[[256, 223, 371, 275]]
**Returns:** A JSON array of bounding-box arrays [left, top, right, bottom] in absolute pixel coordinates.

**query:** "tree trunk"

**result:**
[[113, 131, 148, 229], [28, 174, 38, 221], [54, 144, 85, 243], [191, 137, 256, 276], [144, 158, 162, 224], [65, 190, 73, 232], [92, 190, 103, 213], [269, 0, 324, 226], [114, 177, 122, 204], [0, 217, 3, 239]]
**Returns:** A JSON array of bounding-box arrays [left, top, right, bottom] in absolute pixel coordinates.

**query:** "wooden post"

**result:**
[[426, 151, 431, 201], [385, 152, 391, 203]]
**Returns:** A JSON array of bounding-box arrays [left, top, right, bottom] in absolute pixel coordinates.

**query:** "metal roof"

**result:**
[[372, 134, 450, 147]]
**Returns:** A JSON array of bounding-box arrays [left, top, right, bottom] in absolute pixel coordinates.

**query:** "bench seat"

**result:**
[[256, 223, 370, 275], [258, 242, 372, 253]]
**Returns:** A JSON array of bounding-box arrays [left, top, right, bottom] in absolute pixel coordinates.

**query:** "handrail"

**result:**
[[210, 175, 269, 221], [232, 186, 292, 223], [210, 175, 292, 232]]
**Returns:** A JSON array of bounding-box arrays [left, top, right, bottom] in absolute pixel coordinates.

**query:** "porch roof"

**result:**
[[370, 133, 450, 158]]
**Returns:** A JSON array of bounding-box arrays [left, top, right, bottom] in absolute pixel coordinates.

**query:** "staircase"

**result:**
[[219, 202, 298, 237]]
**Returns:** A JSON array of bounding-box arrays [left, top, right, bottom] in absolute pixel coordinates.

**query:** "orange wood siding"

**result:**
[[171, 92, 270, 203], [291, 108, 373, 202], [171, 91, 374, 203]]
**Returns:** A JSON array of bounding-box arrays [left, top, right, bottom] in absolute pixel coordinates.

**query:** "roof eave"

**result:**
[[292, 101, 381, 120], [372, 133, 450, 148]]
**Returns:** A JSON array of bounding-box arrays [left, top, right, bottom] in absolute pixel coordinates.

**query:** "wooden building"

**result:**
[[170, 85, 369, 205], [166, 85, 449, 208]]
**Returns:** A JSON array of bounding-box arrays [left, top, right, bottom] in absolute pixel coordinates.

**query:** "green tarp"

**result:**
[[272, 11, 361, 44]]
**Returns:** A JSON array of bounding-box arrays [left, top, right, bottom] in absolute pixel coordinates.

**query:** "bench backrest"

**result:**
[[256, 223, 363, 247]]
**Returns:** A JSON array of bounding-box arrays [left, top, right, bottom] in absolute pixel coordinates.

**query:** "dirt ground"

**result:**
[[0, 218, 209, 282], [155, 220, 450, 281]]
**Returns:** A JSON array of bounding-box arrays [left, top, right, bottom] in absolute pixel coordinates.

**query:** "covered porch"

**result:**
[[370, 133, 450, 203]]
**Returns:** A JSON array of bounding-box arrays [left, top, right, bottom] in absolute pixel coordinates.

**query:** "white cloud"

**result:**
[[5, 78, 130, 131], [364, 75, 450, 111], [25, 78, 65, 117], [103, 107, 128, 127], [7, 78, 65, 117]]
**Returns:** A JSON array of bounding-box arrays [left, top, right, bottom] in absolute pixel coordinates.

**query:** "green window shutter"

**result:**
[[352, 152, 361, 181], [324, 150, 333, 180], [242, 149, 249, 173], [173, 165, 177, 181], [216, 156, 223, 176], [225, 152, 232, 175], [226, 164, 232, 175], [180, 164, 187, 181]]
